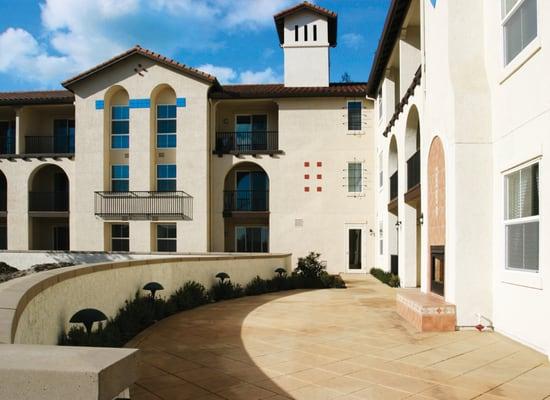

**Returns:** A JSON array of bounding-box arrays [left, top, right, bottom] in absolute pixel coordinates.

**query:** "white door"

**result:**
[[346, 224, 366, 273]]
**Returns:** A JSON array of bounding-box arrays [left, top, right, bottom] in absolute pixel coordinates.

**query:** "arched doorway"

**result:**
[[388, 135, 399, 275], [223, 162, 269, 253], [404, 106, 421, 287], [0, 170, 6, 249], [427, 137, 446, 296], [28, 164, 70, 250]]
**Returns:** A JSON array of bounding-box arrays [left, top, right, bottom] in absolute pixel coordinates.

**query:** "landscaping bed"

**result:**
[[0, 261, 74, 283]]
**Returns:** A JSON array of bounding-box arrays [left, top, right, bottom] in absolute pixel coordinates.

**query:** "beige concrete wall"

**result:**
[[0, 254, 291, 345], [211, 97, 375, 274]]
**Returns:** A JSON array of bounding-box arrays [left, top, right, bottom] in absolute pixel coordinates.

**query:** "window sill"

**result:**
[[499, 38, 541, 85], [501, 269, 543, 290], [347, 131, 365, 136]]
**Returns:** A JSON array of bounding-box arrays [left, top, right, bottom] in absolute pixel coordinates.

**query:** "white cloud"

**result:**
[[197, 64, 237, 83], [239, 68, 280, 84], [341, 33, 364, 49], [0, 0, 294, 88]]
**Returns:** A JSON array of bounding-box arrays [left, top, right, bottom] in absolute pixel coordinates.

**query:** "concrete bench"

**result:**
[[396, 289, 456, 332], [0, 344, 139, 400]]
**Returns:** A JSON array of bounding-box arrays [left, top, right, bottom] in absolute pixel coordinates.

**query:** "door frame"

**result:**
[[345, 223, 367, 273]]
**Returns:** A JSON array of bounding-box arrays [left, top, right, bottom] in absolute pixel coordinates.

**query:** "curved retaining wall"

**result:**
[[0, 254, 291, 345]]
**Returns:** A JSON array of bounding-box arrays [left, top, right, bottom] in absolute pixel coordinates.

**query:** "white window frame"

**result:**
[[378, 151, 384, 191], [156, 103, 177, 149], [347, 100, 363, 133], [156, 223, 177, 252], [378, 87, 383, 120], [347, 161, 364, 195], [500, 0, 540, 82], [111, 164, 129, 192], [502, 158, 542, 289], [111, 105, 129, 150]]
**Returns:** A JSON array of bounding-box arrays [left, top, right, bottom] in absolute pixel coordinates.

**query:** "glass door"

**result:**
[[348, 228, 362, 270], [235, 226, 269, 252]]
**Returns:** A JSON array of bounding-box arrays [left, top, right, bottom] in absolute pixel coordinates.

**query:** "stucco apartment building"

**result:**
[[0, 3, 375, 273], [372, 0, 549, 356]]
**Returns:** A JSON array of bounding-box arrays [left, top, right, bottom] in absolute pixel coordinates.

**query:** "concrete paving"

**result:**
[[127, 275, 550, 400]]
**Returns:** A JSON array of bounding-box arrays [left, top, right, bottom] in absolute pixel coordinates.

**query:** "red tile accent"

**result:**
[[316, 174, 322, 179], [317, 187, 322, 192], [317, 161, 322, 167], [304, 161, 310, 167], [304, 174, 310, 179], [304, 187, 310, 192]]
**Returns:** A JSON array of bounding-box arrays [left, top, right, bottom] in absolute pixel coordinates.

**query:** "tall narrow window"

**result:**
[[111, 165, 129, 192], [348, 101, 362, 131], [157, 224, 176, 252], [379, 152, 384, 188], [313, 25, 317, 41], [502, 0, 537, 65], [235, 114, 267, 151], [111, 105, 129, 149], [304, 25, 308, 41], [348, 162, 363, 193], [157, 104, 176, 148], [379, 221, 384, 255], [157, 164, 176, 191], [53, 119, 75, 153], [112, 224, 129, 251], [235, 226, 268, 252], [504, 162, 539, 271], [0, 121, 15, 154], [378, 87, 383, 119], [294, 25, 299, 41]]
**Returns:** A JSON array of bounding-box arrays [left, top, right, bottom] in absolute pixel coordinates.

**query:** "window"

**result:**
[[112, 105, 129, 149], [112, 224, 129, 251], [379, 221, 384, 255], [348, 101, 362, 131], [379, 152, 384, 188], [235, 115, 267, 151], [157, 224, 176, 252], [157, 104, 176, 148], [235, 226, 268, 252], [304, 25, 308, 41], [0, 121, 15, 154], [502, 0, 537, 65], [504, 162, 539, 271], [53, 119, 75, 153], [378, 87, 383, 119], [313, 25, 317, 41], [295, 25, 299, 41], [111, 165, 129, 192], [157, 164, 176, 191], [348, 162, 363, 193]]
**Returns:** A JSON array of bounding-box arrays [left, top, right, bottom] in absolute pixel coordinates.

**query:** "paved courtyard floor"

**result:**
[[128, 276, 550, 400]]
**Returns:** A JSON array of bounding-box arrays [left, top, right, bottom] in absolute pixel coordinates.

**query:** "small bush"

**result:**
[[295, 252, 325, 279], [245, 276, 268, 296], [209, 280, 244, 301], [370, 267, 400, 288], [320, 272, 347, 289], [169, 281, 209, 311]]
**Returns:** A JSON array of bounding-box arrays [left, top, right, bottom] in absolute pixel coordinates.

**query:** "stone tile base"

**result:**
[[396, 289, 456, 332]]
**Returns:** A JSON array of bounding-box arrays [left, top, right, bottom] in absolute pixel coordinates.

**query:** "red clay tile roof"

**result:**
[[274, 1, 337, 46], [62, 45, 218, 88], [0, 90, 74, 106], [209, 83, 367, 99]]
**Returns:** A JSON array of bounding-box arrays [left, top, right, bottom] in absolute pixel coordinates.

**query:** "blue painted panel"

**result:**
[[95, 100, 104, 110], [129, 99, 151, 109], [430, 0, 437, 6], [176, 98, 186, 107]]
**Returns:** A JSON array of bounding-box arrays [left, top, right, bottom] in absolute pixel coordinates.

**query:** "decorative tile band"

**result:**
[[96, 97, 186, 110], [129, 99, 150, 109], [95, 100, 104, 110], [176, 97, 186, 107]]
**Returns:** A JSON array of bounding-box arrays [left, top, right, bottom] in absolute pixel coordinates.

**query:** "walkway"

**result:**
[[128, 276, 550, 400]]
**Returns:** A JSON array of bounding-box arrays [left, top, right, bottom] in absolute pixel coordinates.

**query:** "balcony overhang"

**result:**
[[404, 183, 421, 206], [94, 191, 193, 221], [388, 198, 398, 215]]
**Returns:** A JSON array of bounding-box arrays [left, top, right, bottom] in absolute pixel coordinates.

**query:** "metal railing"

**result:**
[[215, 131, 279, 154], [29, 191, 69, 212], [0, 136, 15, 155], [25, 135, 74, 154], [224, 190, 269, 212], [389, 171, 398, 201], [407, 150, 420, 190], [95, 191, 193, 220]]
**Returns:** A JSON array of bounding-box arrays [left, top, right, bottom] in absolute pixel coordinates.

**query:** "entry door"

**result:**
[[346, 226, 365, 272], [53, 226, 69, 250]]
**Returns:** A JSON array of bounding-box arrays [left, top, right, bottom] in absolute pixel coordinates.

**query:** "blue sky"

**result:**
[[0, 0, 390, 91]]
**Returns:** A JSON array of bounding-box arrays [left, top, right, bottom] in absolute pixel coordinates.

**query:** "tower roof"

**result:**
[[274, 1, 338, 46]]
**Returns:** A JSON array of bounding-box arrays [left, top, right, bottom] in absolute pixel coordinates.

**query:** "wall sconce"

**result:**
[[223, 118, 229, 125], [395, 221, 402, 230], [369, 229, 375, 237], [418, 213, 424, 225]]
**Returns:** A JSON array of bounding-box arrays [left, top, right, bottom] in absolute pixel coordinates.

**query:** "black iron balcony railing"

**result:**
[[389, 171, 398, 201], [25, 135, 74, 154], [215, 131, 279, 154], [29, 191, 69, 212], [224, 190, 269, 212], [407, 150, 420, 190], [0, 136, 15, 155], [94, 191, 193, 220]]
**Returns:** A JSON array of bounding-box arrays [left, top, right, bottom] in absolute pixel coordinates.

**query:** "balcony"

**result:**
[[224, 190, 269, 213], [29, 191, 69, 212], [94, 191, 193, 221], [214, 131, 281, 155], [405, 150, 421, 205], [25, 135, 74, 155], [390, 172, 398, 201], [0, 136, 15, 155]]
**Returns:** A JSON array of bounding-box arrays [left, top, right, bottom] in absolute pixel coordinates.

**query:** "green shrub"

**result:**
[[245, 276, 269, 296], [209, 280, 244, 301], [169, 281, 209, 311], [370, 267, 400, 288], [320, 272, 347, 289], [295, 252, 325, 279]]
